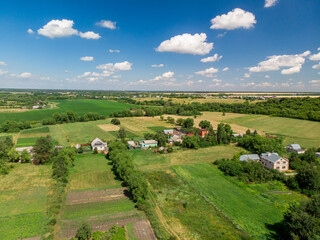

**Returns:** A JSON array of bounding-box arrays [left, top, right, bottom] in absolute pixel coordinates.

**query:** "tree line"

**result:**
[[42, 111, 106, 125]]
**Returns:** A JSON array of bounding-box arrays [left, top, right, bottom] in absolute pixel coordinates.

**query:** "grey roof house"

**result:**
[[239, 154, 260, 161], [260, 152, 289, 172], [285, 144, 305, 154]]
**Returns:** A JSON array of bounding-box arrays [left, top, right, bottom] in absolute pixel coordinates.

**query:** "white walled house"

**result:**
[[91, 138, 108, 152], [285, 144, 305, 154], [260, 152, 289, 172]]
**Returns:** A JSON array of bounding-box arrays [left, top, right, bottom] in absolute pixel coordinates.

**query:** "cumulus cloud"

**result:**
[[195, 67, 218, 77], [210, 8, 256, 30], [151, 64, 164, 68], [265, 75, 270, 78], [109, 49, 120, 53], [150, 71, 175, 82], [264, 0, 278, 8], [0, 69, 8, 75], [27, 29, 34, 34], [80, 56, 94, 61], [0, 61, 7, 66], [309, 80, 320, 87], [156, 33, 213, 55], [212, 78, 222, 82], [79, 31, 101, 39], [200, 54, 222, 63], [217, 32, 227, 38], [17, 72, 32, 78], [96, 20, 117, 29], [96, 61, 133, 71], [38, 19, 100, 39], [309, 52, 320, 61], [312, 63, 320, 69], [244, 73, 251, 78], [222, 67, 229, 71], [248, 51, 310, 74]]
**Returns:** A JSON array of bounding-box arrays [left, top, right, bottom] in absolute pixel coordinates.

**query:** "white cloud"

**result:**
[[197, 80, 204, 83], [195, 67, 218, 77], [281, 65, 302, 75], [248, 51, 310, 74], [244, 73, 251, 78], [309, 80, 320, 87], [309, 52, 320, 61], [0, 69, 8, 75], [265, 75, 270, 78], [151, 64, 164, 68], [217, 32, 227, 38], [309, 80, 320, 84], [18, 72, 32, 78], [312, 63, 320, 69], [79, 31, 101, 39], [96, 61, 133, 71], [27, 29, 34, 34], [222, 67, 229, 71], [96, 20, 117, 29], [109, 49, 120, 53], [318, 47, 320, 51], [212, 78, 222, 82], [264, 0, 278, 8], [80, 56, 94, 61], [210, 8, 256, 30], [200, 54, 222, 63], [162, 71, 174, 78], [38, 19, 100, 39], [156, 33, 213, 55], [0, 61, 7, 66]]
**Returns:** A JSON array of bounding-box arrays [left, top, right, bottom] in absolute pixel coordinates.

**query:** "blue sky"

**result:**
[[0, 0, 319, 91]]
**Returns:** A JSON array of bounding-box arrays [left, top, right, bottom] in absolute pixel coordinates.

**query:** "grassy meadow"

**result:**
[[0, 99, 137, 123], [173, 164, 307, 239], [0, 164, 52, 239]]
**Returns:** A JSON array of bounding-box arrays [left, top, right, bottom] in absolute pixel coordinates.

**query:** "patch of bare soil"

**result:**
[[133, 219, 157, 240], [60, 216, 155, 239], [66, 187, 127, 205]]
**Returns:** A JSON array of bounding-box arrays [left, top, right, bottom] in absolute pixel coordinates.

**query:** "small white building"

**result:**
[[168, 135, 182, 145], [91, 138, 108, 152], [75, 144, 81, 149], [286, 144, 305, 154], [260, 152, 289, 172], [163, 129, 174, 135], [239, 154, 260, 161]]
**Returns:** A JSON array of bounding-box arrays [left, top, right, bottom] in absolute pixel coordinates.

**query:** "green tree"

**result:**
[[118, 127, 127, 140], [199, 120, 211, 129], [295, 163, 320, 196], [93, 147, 98, 154], [176, 118, 184, 126], [111, 118, 120, 125], [182, 135, 200, 149], [8, 149, 19, 162], [160, 115, 164, 121], [167, 116, 175, 123], [182, 118, 194, 129], [20, 150, 31, 163], [246, 129, 251, 135], [154, 132, 167, 147], [75, 223, 92, 240], [32, 136, 53, 165]]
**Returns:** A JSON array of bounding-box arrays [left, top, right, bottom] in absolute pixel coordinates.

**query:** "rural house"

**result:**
[[139, 140, 158, 148], [127, 141, 141, 150], [163, 129, 174, 135], [198, 129, 209, 138], [285, 144, 305, 154], [239, 154, 260, 161], [75, 144, 81, 149], [168, 135, 183, 145], [260, 152, 289, 172], [91, 138, 108, 153]]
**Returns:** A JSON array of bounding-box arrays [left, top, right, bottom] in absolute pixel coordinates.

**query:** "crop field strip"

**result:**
[[0, 164, 52, 240], [59, 153, 155, 239]]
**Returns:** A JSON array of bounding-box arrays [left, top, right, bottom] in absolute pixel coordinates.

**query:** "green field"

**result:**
[[16, 137, 39, 147], [0, 100, 137, 123], [130, 145, 244, 171], [20, 126, 50, 135], [0, 164, 52, 239], [173, 164, 306, 239], [146, 170, 249, 240], [69, 153, 121, 191]]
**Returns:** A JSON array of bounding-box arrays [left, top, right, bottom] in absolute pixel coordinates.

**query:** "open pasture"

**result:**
[[0, 163, 52, 239], [130, 145, 244, 171], [0, 99, 137, 123], [173, 164, 306, 239]]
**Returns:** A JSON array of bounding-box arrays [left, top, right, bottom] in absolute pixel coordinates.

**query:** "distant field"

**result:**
[[69, 154, 121, 191], [173, 164, 306, 239], [130, 145, 244, 171], [135, 97, 260, 104], [0, 100, 137, 123], [0, 164, 52, 239]]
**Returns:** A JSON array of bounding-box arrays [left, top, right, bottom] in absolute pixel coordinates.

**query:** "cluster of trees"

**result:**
[[42, 147, 75, 240], [0, 92, 47, 108], [75, 223, 126, 240], [111, 118, 120, 125], [0, 120, 31, 133], [42, 111, 106, 125], [144, 131, 168, 147], [117, 97, 320, 121], [107, 142, 148, 204], [237, 134, 284, 154], [215, 157, 285, 183], [0, 137, 14, 175], [279, 195, 320, 240]]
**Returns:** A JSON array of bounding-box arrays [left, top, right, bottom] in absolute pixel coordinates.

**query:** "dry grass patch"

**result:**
[[97, 124, 120, 132]]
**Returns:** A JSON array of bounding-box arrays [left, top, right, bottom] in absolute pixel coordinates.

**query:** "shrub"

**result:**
[[111, 118, 121, 125], [75, 223, 92, 240]]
